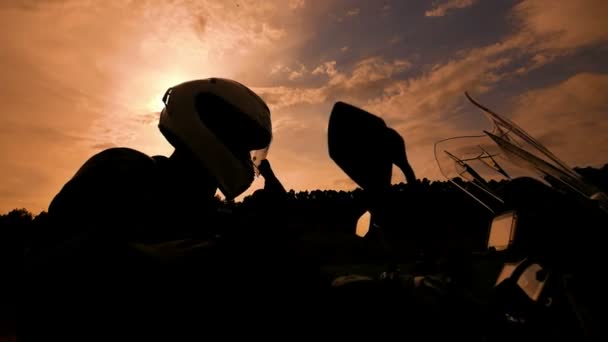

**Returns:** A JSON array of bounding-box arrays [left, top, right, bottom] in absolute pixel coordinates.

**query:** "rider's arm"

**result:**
[[386, 128, 417, 185], [258, 159, 287, 195], [46, 147, 160, 241]]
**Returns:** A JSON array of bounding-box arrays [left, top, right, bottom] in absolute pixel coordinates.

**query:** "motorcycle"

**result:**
[[323, 95, 608, 340], [21, 93, 607, 340]]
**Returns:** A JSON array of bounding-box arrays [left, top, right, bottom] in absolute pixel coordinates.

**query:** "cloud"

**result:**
[[346, 8, 360, 16], [269, 62, 309, 80], [425, 0, 475, 17], [288, 71, 304, 80], [135, 112, 161, 125], [389, 35, 402, 45], [253, 86, 327, 110], [328, 58, 411, 91], [190, 6, 288, 55], [289, 0, 306, 10], [289, 63, 309, 80], [323, 58, 410, 86], [91, 142, 118, 150], [355, 35, 538, 177], [366, 42, 519, 121], [2, 0, 607, 212], [0, 120, 96, 212], [251, 0, 608, 184], [512, 0, 608, 50], [0, 0, 324, 212], [0, 122, 88, 147], [258, 47, 508, 179], [258, 57, 412, 110], [361, 0, 608, 177], [510, 72, 608, 168], [312, 61, 338, 77], [514, 51, 567, 75], [0, 0, 93, 11], [270, 63, 289, 75]]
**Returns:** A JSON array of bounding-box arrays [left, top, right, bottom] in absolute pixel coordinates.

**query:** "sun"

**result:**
[[144, 72, 190, 113], [146, 97, 166, 114]]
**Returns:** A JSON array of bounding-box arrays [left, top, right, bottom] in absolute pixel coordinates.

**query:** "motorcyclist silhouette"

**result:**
[[22, 78, 301, 339]]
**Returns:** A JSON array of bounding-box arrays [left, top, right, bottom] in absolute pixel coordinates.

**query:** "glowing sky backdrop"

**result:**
[[1, 0, 607, 213]]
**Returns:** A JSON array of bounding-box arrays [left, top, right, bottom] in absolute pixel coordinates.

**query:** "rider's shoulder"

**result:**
[[71, 147, 158, 179], [48, 147, 162, 215]]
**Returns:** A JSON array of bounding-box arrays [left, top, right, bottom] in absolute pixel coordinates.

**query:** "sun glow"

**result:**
[[145, 72, 191, 113]]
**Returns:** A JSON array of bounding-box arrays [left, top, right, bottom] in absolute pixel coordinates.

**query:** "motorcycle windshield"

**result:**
[[435, 134, 512, 213], [435, 93, 608, 214]]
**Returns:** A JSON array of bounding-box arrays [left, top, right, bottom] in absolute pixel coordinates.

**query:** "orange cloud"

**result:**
[[346, 8, 360, 17], [0, 0, 339, 212], [316, 0, 607, 178], [255, 56, 412, 112], [312, 61, 338, 77], [513, 0, 608, 50], [510, 73, 608, 168], [270, 62, 309, 80], [425, 0, 476, 17], [289, 0, 306, 10], [254, 3, 605, 179], [1, 0, 606, 213], [330, 57, 411, 89], [252, 86, 327, 110]]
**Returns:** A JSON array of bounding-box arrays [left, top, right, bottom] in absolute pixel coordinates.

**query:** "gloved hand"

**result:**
[[257, 159, 272, 178], [257, 159, 287, 195]]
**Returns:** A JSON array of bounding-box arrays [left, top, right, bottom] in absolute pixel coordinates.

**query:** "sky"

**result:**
[[1, 0, 607, 213]]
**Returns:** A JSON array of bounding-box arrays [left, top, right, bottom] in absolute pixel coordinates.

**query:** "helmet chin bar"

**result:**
[[160, 107, 257, 200], [193, 135, 255, 200]]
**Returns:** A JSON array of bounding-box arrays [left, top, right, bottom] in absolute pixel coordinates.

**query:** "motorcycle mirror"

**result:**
[[355, 210, 372, 237], [487, 210, 518, 252], [328, 102, 393, 191]]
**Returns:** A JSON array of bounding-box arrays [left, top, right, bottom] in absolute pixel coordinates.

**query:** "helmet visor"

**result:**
[[194, 92, 272, 179]]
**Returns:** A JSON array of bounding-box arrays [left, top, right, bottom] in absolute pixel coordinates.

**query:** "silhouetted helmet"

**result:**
[[159, 78, 272, 199]]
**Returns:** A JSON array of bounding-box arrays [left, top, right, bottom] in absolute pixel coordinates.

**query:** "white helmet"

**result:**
[[159, 78, 272, 199]]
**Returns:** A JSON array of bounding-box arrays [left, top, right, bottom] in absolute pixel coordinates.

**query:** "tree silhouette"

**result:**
[[4, 163, 607, 261]]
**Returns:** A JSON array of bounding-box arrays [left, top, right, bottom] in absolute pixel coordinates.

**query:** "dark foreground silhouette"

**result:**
[[6, 84, 608, 340], [9, 163, 607, 257], [2, 164, 605, 340]]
